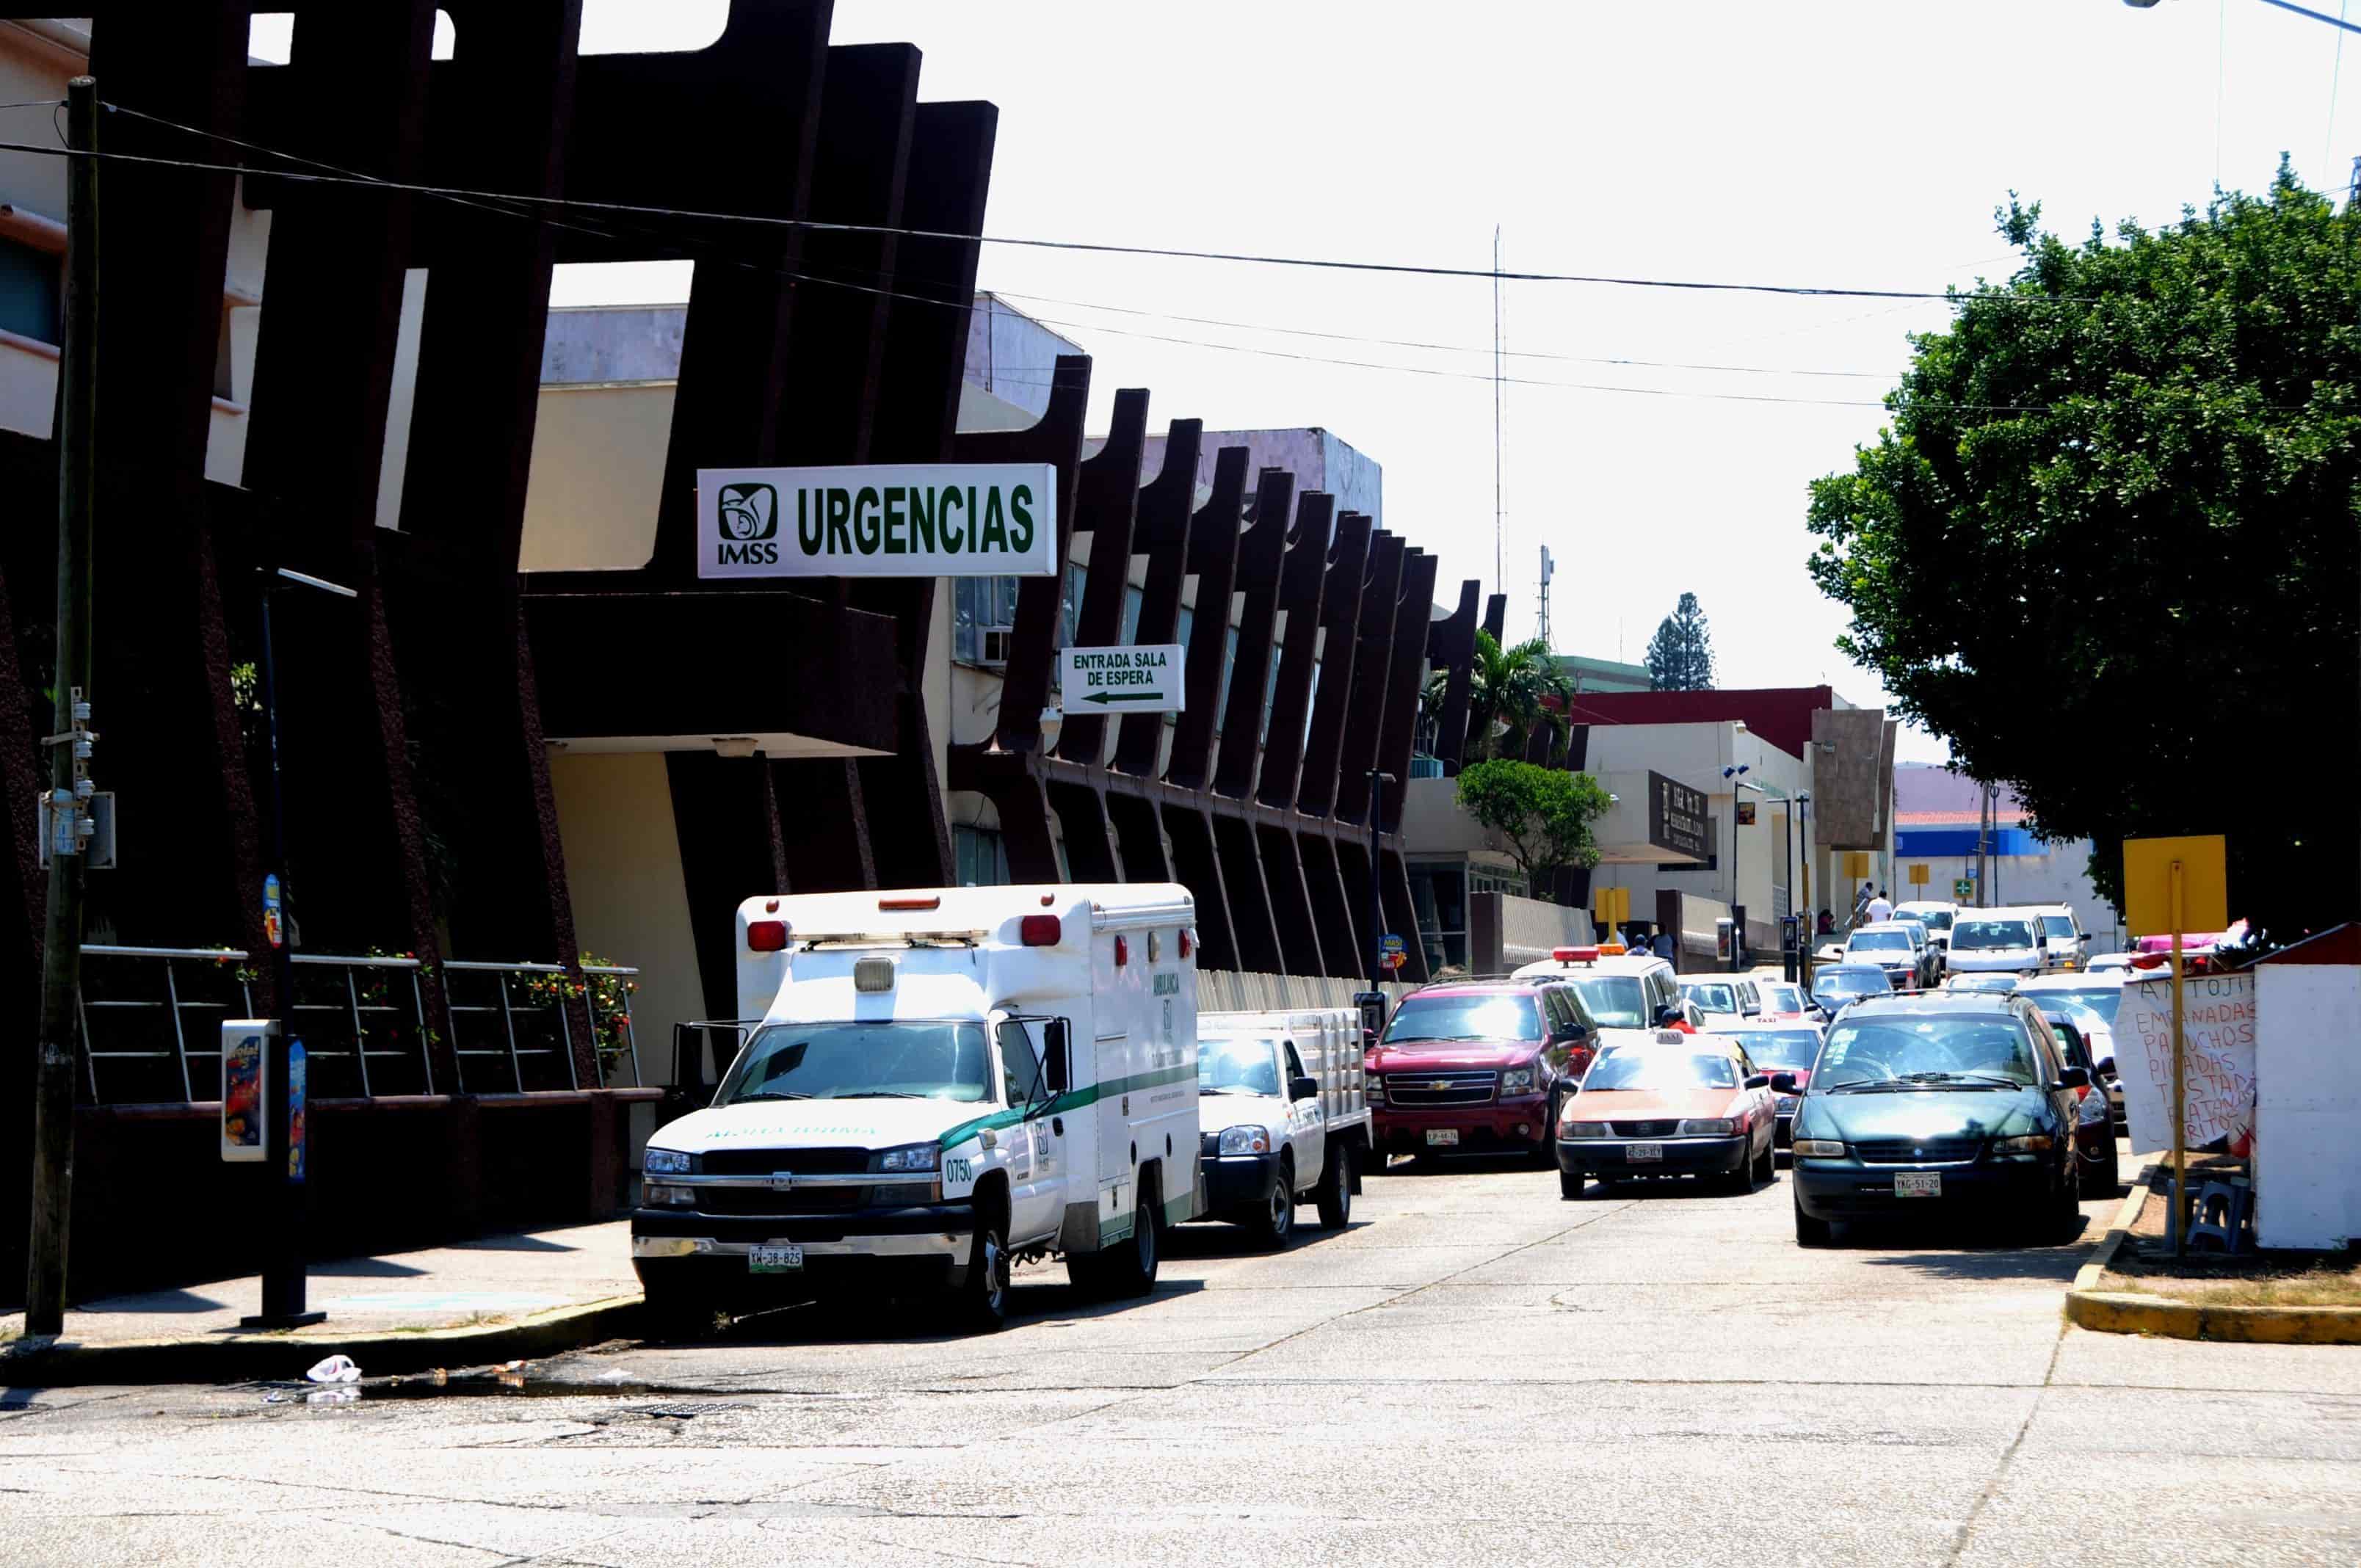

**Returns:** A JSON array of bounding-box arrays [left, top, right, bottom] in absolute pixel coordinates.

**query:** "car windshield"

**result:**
[[718, 1020, 991, 1105], [1813, 968, 1893, 998], [1728, 1031, 1820, 1068], [1683, 983, 1739, 1014], [1584, 1050, 1739, 1092], [1849, 930, 1912, 952], [1566, 975, 1649, 1028], [1197, 1037, 1280, 1096], [1951, 974, 2020, 992], [1760, 984, 1805, 1012], [1816, 1015, 2038, 1088], [2041, 915, 2077, 939], [1383, 993, 1541, 1044], [1954, 919, 2037, 951], [1901, 908, 1955, 932]]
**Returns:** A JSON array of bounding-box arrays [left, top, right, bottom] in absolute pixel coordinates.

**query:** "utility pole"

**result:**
[[1367, 769, 1396, 985], [25, 76, 100, 1338]]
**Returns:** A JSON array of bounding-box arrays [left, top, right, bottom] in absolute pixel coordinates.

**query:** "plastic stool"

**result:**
[[2186, 1176, 2252, 1255]]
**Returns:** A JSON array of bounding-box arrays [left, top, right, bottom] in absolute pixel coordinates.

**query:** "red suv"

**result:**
[[1368, 981, 1594, 1163]]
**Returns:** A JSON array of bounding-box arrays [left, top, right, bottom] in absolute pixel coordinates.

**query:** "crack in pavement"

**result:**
[[1941, 1305, 2068, 1566]]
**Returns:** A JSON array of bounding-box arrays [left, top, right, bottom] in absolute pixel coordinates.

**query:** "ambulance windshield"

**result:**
[[719, 1020, 993, 1104]]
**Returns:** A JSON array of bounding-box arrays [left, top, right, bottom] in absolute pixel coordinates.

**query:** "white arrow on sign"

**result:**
[[1059, 645, 1185, 714]]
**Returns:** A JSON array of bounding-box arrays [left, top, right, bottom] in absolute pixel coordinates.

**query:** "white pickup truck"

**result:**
[[1191, 1009, 1373, 1246], [632, 883, 1201, 1333]]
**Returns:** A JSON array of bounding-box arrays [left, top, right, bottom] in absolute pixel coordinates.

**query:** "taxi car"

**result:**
[[1554, 1036, 1777, 1199]]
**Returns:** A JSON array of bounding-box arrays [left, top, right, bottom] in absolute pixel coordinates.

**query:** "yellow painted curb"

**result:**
[[2064, 1163, 2361, 1346], [1, 1292, 648, 1387]]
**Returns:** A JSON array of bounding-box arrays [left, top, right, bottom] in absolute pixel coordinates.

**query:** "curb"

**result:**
[[0, 1293, 647, 1387], [2065, 1165, 2361, 1346]]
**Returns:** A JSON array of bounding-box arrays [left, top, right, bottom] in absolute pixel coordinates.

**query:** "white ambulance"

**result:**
[[632, 884, 1200, 1333], [1192, 1008, 1373, 1246]]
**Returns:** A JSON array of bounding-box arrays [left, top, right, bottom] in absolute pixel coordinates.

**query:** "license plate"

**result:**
[[749, 1244, 804, 1274], [1424, 1128, 1459, 1147], [1894, 1172, 1941, 1198], [1628, 1142, 1663, 1161]]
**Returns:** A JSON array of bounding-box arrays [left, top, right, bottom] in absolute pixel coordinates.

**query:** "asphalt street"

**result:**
[[2, 1150, 2354, 1567]]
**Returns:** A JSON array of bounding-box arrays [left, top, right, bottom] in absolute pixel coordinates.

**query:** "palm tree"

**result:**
[[1456, 632, 1569, 765]]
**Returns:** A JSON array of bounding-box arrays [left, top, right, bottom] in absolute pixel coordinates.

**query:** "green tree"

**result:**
[[1644, 594, 1716, 691], [1441, 631, 1574, 766], [1805, 170, 2360, 925], [1454, 758, 1612, 895]]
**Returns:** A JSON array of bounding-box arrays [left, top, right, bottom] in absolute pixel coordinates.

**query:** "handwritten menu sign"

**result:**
[[2118, 971, 2257, 1156]]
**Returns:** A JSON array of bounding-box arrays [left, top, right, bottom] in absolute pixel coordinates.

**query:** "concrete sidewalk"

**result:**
[[3, 1219, 645, 1384]]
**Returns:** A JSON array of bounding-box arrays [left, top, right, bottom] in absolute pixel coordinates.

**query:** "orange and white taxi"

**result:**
[[1553, 1036, 1777, 1200]]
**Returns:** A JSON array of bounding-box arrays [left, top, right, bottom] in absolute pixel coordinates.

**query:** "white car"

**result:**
[[1193, 1010, 1371, 1245], [2084, 952, 2138, 975], [1945, 909, 2053, 978], [2025, 903, 2090, 971], [1893, 900, 1960, 959], [1513, 948, 1698, 1048], [1842, 921, 1937, 990]]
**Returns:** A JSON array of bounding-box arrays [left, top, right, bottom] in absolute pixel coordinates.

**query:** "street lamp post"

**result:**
[[1721, 763, 1756, 970], [243, 566, 355, 1330], [1796, 793, 1814, 990]]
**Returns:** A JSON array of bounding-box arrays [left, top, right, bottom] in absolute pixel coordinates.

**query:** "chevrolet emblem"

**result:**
[[1430, 1079, 1451, 1090], [766, 1174, 795, 1191]]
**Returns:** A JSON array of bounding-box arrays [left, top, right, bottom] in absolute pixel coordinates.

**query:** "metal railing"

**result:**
[[79, 946, 436, 1104], [78, 945, 638, 1103]]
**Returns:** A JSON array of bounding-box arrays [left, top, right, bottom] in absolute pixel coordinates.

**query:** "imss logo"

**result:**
[[715, 482, 779, 564]]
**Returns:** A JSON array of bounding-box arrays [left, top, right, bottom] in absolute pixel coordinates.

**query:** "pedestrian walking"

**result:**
[[1867, 888, 1894, 923]]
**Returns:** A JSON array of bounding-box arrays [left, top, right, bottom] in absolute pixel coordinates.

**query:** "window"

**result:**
[[1282, 1039, 1307, 1081], [0, 236, 61, 344], [953, 825, 1010, 888], [952, 576, 1020, 666], [1059, 562, 1085, 647], [1122, 583, 1143, 644], [998, 1021, 1041, 1106], [1407, 863, 1468, 973]]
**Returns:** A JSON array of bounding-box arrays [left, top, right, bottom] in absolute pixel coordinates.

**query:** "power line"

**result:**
[[21, 105, 2112, 306]]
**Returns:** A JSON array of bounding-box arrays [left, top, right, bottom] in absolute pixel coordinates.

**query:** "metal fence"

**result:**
[[76, 945, 639, 1105]]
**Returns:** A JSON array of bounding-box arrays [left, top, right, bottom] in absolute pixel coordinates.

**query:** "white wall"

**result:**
[[2255, 962, 2361, 1250]]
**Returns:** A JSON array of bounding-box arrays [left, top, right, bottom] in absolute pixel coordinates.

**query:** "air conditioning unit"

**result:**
[[979, 626, 1015, 667]]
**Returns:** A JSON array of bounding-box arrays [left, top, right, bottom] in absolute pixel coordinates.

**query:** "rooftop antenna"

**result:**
[[1537, 544, 1554, 651], [1492, 224, 1504, 605]]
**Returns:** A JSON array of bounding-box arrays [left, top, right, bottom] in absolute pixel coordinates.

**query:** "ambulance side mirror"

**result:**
[[1042, 1019, 1071, 1096]]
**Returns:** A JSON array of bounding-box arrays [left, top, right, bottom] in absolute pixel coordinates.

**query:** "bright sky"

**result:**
[[261, 1, 2361, 766]]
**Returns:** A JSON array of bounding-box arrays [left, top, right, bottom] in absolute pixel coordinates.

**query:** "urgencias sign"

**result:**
[[697, 465, 1059, 580]]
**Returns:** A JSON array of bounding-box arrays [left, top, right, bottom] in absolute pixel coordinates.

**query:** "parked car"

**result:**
[[1893, 900, 1960, 961], [1193, 1009, 1371, 1246], [2028, 903, 2091, 972], [1809, 962, 1894, 1017], [1367, 980, 1592, 1164], [1782, 992, 2090, 1246], [1843, 921, 1937, 991], [2017, 971, 2128, 1128], [1703, 1024, 1824, 1153], [1678, 973, 1763, 1020], [2035, 1009, 2121, 1196], [1555, 1037, 1778, 1199], [1945, 910, 2053, 978]]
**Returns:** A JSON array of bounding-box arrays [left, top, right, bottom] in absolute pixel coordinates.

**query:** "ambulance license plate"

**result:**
[[1424, 1128, 1459, 1147], [1627, 1142, 1663, 1162], [749, 1244, 804, 1274], [1894, 1172, 1941, 1198]]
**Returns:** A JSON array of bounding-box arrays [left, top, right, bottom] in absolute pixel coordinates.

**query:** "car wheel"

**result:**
[[2044, 1153, 2081, 1242], [1245, 1155, 1295, 1249], [957, 1216, 1011, 1332], [1559, 1167, 1583, 1201], [1752, 1136, 1774, 1186], [1315, 1147, 1352, 1230], [1794, 1190, 1833, 1247]]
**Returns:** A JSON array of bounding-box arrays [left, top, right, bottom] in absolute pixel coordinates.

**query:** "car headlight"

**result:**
[[1680, 1118, 1737, 1136], [1218, 1125, 1272, 1155], [878, 1143, 941, 1172], [644, 1147, 691, 1175], [1994, 1134, 2053, 1153], [1501, 1065, 1537, 1095], [643, 1183, 692, 1206], [1366, 1075, 1385, 1103], [1792, 1139, 1847, 1158], [1559, 1121, 1606, 1140]]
